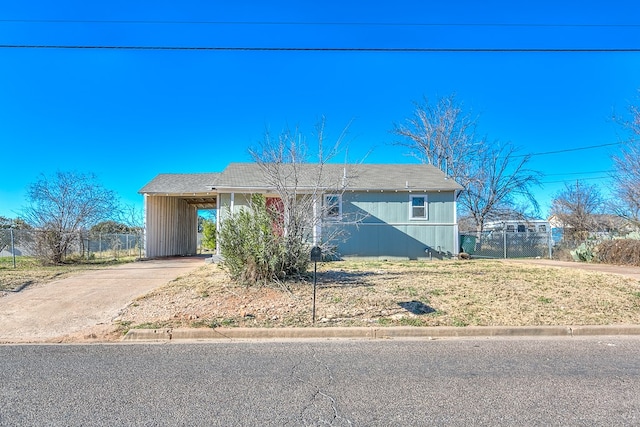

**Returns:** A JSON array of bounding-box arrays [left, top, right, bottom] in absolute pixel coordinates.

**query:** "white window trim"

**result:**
[[324, 194, 343, 221], [409, 194, 428, 220]]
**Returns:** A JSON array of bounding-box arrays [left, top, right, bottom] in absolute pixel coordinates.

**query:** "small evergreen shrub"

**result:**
[[201, 219, 217, 250], [218, 194, 310, 286]]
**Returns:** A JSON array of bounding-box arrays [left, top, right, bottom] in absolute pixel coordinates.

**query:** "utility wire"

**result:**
[[515, 141, 624, 157], [541, 176, 611, 184], [2, 45, 640, 52], [542, 169, 615, 177], [1, 19, 640, 28]]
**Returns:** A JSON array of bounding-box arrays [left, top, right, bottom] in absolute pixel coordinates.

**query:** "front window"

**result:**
[[410, 195, 427, 219], [324, 194, 342, 220]]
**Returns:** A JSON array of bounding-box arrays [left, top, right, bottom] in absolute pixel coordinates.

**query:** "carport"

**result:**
[[139, 173, 219, 257]]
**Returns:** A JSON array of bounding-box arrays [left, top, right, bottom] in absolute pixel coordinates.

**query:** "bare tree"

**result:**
[[393, 95, 479, 182], [22, 171, 119, 264], [249, 119, 364, 252], [612, 143, 640, 227], [612, 101, 640, 228], [550, 181, 603, 242], [219, 119, 365, 284], [460, 142, 541, 233], [394, 95, 541, 232]]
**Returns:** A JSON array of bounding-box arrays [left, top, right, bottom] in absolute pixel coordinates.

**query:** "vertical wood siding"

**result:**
[[145, 196, 198, 257]]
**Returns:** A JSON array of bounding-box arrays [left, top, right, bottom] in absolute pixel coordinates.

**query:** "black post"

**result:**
[[310, 246, 322, 324], [312, 260, 317, 323]]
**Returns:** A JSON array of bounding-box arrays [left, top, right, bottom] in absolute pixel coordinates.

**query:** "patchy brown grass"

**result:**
[[116, 259, 640, 330], [0, 256, 137, 292]]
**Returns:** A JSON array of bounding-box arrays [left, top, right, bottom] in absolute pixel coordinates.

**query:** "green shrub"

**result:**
[[201, 219, 217, 250], [570, 242, 595, 262], [218, 194, 310, 286]]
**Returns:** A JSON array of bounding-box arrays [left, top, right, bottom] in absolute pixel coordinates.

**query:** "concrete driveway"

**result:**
[[0, 257, 204, 343]]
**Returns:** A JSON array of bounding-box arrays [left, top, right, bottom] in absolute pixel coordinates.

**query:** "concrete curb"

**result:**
[[123, 325, 640, 342]]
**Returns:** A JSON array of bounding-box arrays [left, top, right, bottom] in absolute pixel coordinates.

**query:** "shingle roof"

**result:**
[[138, 173, 220, 194], [215, 163, 462, 191], [139, 163, 462, 194]]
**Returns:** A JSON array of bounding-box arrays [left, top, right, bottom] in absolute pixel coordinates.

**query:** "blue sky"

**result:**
[[1, 1, 640, 220]]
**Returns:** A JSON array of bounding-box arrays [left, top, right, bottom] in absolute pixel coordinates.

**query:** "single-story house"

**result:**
[[139, 162, 463, 259]]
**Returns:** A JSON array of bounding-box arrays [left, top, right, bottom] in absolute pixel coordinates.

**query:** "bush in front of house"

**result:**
[[201, 219, 216, 251], [218, 194, 310, 286]]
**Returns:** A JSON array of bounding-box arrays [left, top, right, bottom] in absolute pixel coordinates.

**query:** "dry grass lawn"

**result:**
[[0, 256, 136, 292], [116, 259, 640, 330]]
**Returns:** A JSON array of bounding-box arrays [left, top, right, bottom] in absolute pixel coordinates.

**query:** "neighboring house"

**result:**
[[484, 220, 550, 234], [139, 163, 463, 259], [548, 214, 637, 243]]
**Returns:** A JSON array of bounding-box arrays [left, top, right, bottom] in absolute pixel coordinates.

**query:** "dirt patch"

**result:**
[[116, 259, 640, 333]]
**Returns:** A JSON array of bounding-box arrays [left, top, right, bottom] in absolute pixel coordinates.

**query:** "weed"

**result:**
[[377, 317, 392, 326], [133, 322, 169, 330], [220, 318, 237, 327], [537, 296, 553, 304], [115, 320, 134, 335], [452, 318, 468, 327], [191, 319, 218, 328], [632, 291, 640, 298], [430, 288, 445, 296], [398, 317, 425, 326]]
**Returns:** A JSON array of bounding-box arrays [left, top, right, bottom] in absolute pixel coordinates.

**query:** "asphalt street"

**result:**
[[1, 337, 639, 426]]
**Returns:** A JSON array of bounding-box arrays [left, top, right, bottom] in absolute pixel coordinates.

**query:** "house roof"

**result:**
[[138, 173, 220, 194], [139, 163, 462, 194]]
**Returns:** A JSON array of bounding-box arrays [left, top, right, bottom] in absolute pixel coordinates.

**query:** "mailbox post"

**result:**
[[310, 246, 322, 323]]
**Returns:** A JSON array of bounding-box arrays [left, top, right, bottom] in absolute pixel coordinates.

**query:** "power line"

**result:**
[[541, 176, 611, 184], [2, 45, 640, 52], [542, 169, 615, 177], [1, 19, 640, 28], [515, 141, 624, 157]]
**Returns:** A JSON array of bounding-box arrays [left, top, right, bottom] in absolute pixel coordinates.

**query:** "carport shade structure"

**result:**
[[139, 173, 219, 258]]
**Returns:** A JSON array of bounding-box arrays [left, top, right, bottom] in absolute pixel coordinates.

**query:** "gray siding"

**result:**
[[325, 223, 457, 259], [215, 190, 459, 259], [325, 191, 458, 258], [343, 191, 455, 224], [217, 193, 253, 219], [145, 196, 198, 257]]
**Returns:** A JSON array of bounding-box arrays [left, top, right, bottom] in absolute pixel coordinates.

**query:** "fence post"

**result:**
[[503, 228, 507, 259], [547, 229, 553, 259], [10, 228, 16, 268]]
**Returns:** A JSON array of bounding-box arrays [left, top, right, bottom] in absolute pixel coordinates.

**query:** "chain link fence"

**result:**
[[0, 229, 145, 261], [459, 229, 553, 259]]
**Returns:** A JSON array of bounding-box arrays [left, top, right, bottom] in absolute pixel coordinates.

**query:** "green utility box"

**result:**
[[459, 235, 476, 254]]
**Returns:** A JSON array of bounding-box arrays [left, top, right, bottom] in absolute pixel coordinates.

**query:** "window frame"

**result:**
[[323, 194, 343, 221], [409, 194, 428, 220]]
